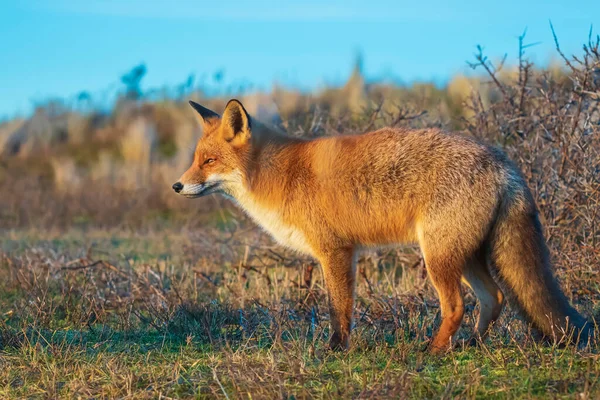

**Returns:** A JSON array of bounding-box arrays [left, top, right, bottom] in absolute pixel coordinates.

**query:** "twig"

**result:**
[[212, 368, 231, 400], [359, 266, 374, 296], [550, 21, 579, 73]]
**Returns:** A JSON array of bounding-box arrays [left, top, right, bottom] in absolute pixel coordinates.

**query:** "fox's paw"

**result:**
[[426, 341, 452, 355], [328, 332, 350, 352], [424, 336, 458, 355]]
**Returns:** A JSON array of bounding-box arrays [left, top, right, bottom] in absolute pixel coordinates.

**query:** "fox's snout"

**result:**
[[172, 179, 220, 198], [172, 182, 183, 193]]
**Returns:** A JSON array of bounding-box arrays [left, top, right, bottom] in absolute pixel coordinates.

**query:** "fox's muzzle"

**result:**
[[172, 181, 221, 198]]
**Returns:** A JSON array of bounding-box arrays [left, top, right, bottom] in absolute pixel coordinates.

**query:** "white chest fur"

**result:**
[[218, 171, 313, 255], [236, 195, 313, 255]]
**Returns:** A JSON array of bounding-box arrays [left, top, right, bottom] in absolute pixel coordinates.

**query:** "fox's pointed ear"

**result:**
[[189, 100, 220, 130], [221, 99, 251, 146]]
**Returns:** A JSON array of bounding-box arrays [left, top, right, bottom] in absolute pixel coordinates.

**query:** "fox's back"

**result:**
[[269, 127, 523, 249], [310, 127, 510, 198]]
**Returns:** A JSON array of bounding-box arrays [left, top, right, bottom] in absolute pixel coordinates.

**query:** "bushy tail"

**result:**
[[489, 194, 592, 344]]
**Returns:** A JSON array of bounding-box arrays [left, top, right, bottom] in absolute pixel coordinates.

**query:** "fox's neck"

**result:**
[[227, 126, 307, 207], [223, 130, 315, 254]]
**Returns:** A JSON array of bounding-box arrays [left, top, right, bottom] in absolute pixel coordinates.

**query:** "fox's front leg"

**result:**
[[318, 247, 357, 350]]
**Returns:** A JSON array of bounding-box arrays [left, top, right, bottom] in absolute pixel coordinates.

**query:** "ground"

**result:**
[[1, 226, 598, 399]]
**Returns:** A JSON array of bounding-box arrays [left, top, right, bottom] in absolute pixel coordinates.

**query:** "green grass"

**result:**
[[1, 229, 598, 399], [2, 327, 598, 398]]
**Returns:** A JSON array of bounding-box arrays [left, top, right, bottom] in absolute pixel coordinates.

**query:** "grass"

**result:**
[[2, 329, 598, 398], [1, 228, 598, 399]]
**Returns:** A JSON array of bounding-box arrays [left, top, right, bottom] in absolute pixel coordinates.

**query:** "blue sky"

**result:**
[[1, 0, 598, 118]]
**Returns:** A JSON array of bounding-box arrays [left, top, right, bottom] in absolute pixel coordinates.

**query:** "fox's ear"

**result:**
[[221, 99, 251, 146], [189, 100, 220, 130]]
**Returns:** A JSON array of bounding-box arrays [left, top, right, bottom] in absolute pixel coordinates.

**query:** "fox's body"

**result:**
[[175, 99, 591, 352], [215, 128, 501, 254]]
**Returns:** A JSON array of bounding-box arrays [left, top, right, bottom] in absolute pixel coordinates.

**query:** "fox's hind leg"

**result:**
[[418, 214, 489, 353], [462, 252, 504, 339], [420, 248, 466, 354], [426, 263, 465, 353]]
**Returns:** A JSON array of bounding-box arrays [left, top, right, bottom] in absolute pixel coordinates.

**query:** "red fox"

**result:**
[[173, 99, 592, 353]]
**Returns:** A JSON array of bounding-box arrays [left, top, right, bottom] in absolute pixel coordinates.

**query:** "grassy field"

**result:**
[[1, 225, 599, 399]]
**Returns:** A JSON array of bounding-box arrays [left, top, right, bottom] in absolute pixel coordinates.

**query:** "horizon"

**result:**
[[1, 0, 598, 119]]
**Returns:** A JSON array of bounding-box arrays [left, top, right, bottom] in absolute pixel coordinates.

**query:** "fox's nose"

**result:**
[[172, 182, 183, 193]]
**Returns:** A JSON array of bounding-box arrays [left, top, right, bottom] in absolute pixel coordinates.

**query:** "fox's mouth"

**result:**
[[180, 182, 221, 198]]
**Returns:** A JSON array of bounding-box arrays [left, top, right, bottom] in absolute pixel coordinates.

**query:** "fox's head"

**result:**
[[173, 99, 252, 198]]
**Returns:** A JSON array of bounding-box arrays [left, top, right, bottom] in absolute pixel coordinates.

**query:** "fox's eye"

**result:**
[[204, 158, 216, 165]]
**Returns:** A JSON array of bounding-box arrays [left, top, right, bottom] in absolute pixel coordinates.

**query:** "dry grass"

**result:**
[[1, 228, 598, 399]]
